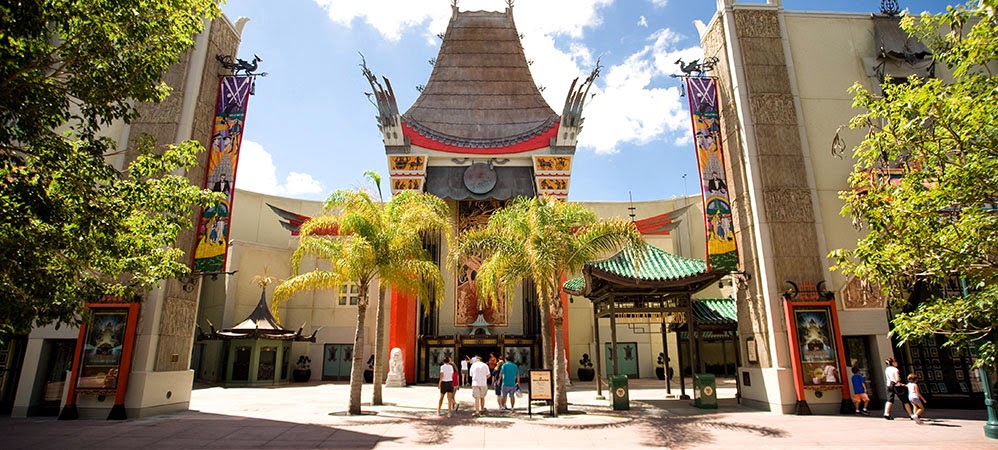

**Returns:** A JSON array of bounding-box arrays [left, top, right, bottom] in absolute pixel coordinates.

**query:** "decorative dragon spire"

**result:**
[[556, 59, 602, 148], [360, 53, 405, 148]]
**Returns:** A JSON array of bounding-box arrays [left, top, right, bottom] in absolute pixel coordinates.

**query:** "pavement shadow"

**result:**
[[376, 408, 514, 446], [541, 411, 788, 448], [2, 412, 397, 449]]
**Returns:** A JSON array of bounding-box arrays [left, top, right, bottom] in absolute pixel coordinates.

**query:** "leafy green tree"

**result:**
[[452, 196, 644, 416], [274, 185, 450, 415], [833, 1, 998, 369], [0, 0, 221, 336]]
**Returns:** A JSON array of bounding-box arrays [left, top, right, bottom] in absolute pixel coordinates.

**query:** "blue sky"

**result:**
[[220, 0, 952, 202]]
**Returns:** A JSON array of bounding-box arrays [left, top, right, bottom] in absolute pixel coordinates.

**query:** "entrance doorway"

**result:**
[[843, 335, 881, 407], [605, 342, 640, 378], [323, 344, 353, 381], [458, 345, 499, 364]]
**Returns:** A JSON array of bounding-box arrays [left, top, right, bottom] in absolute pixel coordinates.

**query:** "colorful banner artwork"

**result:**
[[194, 75, 254, 273], [685, 77, 737, 272], [77, 310, 129, 390], [792, 307, 842, 387]]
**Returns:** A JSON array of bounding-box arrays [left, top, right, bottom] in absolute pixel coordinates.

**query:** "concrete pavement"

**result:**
[[3, 378, 992, 449]]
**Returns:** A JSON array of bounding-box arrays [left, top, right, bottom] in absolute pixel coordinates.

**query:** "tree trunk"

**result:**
[[553, 316, 568, 416], [348, 287, 369, 415], [372, 284, 387, 406], [538, 295, 552, 371]]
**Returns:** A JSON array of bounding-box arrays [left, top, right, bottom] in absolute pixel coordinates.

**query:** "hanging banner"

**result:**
[[685, 77, 737, 272], [194, 75, 254, 273]]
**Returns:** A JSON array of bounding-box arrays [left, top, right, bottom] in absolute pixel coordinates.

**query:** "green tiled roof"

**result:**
[[591, 243, 708, 282], [692, 298, 737, 325], [563, 276, 585, 293]]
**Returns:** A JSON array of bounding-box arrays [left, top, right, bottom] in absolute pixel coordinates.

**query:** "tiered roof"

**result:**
[[403, 8, 559, 152]]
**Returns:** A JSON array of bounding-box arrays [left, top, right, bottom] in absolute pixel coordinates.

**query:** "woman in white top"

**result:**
[[460, 356, 470, 386], [437, 356, 456, 416], [883, 357, 913, 420]]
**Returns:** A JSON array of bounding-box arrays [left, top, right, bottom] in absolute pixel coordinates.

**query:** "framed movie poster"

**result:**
[[793, 307, 841, 386], [77, 310, 129, 390], [782, 294, 849, 410], [62, 298, 140, 420]]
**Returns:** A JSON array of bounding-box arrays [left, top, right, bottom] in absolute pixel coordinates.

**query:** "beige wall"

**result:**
[[219, 190, 724, 382]]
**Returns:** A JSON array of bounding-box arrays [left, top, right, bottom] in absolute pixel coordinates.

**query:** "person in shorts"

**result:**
[[460, 356, 470, 386], [850, 366, 869, 415], [907, 373, 927, 424], [469, 356, 491, 416], [883, 357, 913, 420], [498, 355, 520, 411], [492, 356, 504, 409], [437, 356, 455, 416]]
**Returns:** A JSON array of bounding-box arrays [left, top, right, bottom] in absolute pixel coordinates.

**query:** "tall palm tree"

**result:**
[[274, 183, 450, 415], [452, 196, 644, 416]]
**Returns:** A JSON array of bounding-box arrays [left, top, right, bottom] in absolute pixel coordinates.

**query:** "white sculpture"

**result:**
[[385, 347, 406, 387]]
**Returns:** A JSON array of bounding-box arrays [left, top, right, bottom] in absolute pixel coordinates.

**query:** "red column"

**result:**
[[551, 274, 571, 379], [388, 290, 418, 384]]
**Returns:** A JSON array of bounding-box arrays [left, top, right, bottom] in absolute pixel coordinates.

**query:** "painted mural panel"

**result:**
[[455, 200, 508, 327]]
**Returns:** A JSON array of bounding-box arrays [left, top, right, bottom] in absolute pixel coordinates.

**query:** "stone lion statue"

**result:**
[[386, 347, 406, 387]]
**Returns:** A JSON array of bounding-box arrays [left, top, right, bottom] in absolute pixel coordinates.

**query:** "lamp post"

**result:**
[[979, 366, 998, 439], [960, 278, 998, 439]]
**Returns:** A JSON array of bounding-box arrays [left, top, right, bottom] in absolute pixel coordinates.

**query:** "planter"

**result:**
[[577, 368, 595, 382], [655, 367, 665, 380], [363, 369, 374, 383], [292, 369, 311, 383]]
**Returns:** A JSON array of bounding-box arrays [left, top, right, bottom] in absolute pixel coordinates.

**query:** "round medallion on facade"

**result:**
[[463, 163, 497, 194]]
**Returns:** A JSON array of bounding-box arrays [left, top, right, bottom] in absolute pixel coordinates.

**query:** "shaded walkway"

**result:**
[[2, 378, 989, 449]]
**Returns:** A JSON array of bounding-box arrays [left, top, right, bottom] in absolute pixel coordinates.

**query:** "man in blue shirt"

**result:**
[[497, 355, 520, 410]]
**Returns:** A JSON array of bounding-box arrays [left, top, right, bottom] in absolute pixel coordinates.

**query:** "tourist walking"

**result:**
[[451, 358, 461, 411], [437, 356, 456, 416], [907, 373, 927, 424], [460, 356, 470, 386], [492, 356, 505, 410], [850, 366, 869, 415], [469, 356, 491, 416], [883, 357, 913, 420], [498, 354, 520, 411]]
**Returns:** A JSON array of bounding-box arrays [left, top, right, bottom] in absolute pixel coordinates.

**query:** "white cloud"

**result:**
[[638, 15, 648, 27], [579, 28, 702, 154], [236, 140, 325, 197], [312, 0, 701, 155]]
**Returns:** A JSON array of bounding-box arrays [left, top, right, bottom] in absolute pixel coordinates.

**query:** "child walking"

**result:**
[[850, 366, 870, 415], [907, 373, 926, 424]]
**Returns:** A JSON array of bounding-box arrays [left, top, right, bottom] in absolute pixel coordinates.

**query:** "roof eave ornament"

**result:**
[[557, 58, 602, 148], [360, 53, 406, 149]]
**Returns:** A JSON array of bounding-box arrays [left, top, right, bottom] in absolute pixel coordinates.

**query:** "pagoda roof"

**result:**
[[403, 8, 559, 151], [201, 290, 316, 342], [563, 243, 723, 295]]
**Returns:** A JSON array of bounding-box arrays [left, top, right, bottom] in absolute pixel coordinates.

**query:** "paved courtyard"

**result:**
[[2, 378, 992, 449]]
